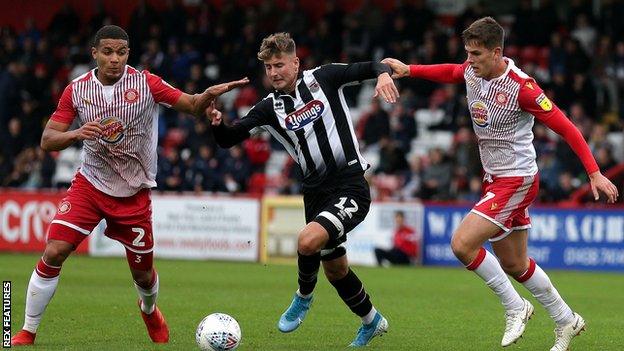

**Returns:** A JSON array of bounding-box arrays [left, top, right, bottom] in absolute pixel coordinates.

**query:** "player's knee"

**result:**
[[297, 232, 321, 255], [450, 234, 468, 259], [43, 241, 73, 266]]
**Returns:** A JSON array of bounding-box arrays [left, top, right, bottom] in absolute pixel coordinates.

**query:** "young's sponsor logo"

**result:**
[[285, 100, 325, 131]]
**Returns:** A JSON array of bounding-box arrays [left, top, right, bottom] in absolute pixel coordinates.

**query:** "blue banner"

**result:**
[[422, 205, 624, 272]]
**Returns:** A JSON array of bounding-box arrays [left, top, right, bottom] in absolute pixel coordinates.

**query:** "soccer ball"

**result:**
[[195, 313, 242, 351]]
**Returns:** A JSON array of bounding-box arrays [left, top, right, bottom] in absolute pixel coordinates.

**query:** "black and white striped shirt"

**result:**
[[214, 62, 391, 189]]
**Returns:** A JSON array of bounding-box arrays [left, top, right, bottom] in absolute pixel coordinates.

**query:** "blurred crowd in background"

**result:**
[[1, 0, 623, 204]]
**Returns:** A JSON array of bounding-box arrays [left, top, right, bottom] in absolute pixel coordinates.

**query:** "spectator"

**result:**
[[358, 98, 390, 148], [389, 104, 416, 152], [550, 171, 577, 202], [374, 211, 419, 266], [222, 145, 251, 193], [243, 133, 271, 173], [375, 136, 409, 175], [419, 148, 453, 200]]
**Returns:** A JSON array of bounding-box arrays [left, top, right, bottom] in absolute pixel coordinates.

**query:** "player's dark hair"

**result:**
[[462, 17, 504, 50], [93, 25, 129, 47], [257, 32, 296, 61], [395, 211, 405, 218]]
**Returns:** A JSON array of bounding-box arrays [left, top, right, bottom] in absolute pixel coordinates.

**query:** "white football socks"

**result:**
[[23, 270, 60, 333], [467, 248, 524, 312], [362, 306, 378, 325], [135, 272, 159, 315], [296, 289, 312, 299], [517, 258, 575, 326]]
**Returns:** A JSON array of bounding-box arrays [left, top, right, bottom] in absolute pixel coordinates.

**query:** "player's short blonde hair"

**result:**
[[462, 17, 504, 50], [257, 32, 296, 61]]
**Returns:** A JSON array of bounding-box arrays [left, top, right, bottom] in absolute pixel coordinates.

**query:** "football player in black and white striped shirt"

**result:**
[[209, 32, 399, 347]]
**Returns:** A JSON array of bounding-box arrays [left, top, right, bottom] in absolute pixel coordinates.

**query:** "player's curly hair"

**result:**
[[257, 32, 296, 61], [93, 25, 129, 47], [462, 17, 504, 50]]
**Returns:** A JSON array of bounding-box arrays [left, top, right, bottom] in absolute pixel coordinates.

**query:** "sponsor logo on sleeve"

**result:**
[[535, 93, 552, 111], [285, 100, 325, 131]]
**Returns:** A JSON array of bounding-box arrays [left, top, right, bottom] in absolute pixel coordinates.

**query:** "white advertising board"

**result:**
[[89, 196, 260, 261]]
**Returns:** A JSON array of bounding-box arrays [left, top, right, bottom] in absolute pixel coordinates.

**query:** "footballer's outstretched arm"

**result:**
[[382, 57, 467, 83], [210, 113, 252, 148], [208, 100, 270, 148], [174, 77, 250, 117], [518, 81, 619, 203], [317, 62, 399, 103]]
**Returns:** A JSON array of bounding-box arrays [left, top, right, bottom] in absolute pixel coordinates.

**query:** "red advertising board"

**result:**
[[0, 191, 89, 253]]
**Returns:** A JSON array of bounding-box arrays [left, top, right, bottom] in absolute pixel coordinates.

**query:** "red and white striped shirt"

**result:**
[[463, 59, 538, 175], [409, 58, 598, 177], [51, 65, 182, 197]]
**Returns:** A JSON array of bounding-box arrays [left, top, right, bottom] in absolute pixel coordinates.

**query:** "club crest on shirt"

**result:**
[[100, 116, 125, 144], [285, 100, 325, 131], [495, 91, 508, 105], [535, 93, 552, 111], [58, 200, 71, 214], [309, 79, 320, 93], [469, 100, 489, 127], [123, 88, 139, 104]]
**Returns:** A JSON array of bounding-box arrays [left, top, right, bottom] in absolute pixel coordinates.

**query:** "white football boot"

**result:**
[[549, 312, 586, 351], [501, 298, 534, 347]]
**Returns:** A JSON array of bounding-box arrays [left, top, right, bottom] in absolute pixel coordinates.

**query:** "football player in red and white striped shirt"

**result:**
[[383, 17, 618, 351], [11, 25, 248, 347]]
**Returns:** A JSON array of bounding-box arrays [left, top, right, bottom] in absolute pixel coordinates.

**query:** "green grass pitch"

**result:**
[[1, 253, 623, 350]]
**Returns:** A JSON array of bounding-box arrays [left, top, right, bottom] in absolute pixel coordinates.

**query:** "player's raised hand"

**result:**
[[589, 171, 619, 203], [205, 102, 223, 126], [206, 77, 250, 99], [73, 120, 103, 141], [374, 73, 399, 104], [381, 58, 410, 79]]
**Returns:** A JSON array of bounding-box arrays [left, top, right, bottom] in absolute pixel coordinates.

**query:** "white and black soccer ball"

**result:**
[[196, 313, 242, 351]]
